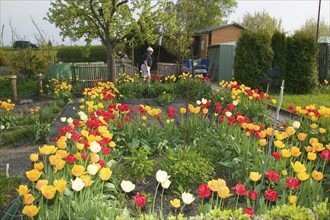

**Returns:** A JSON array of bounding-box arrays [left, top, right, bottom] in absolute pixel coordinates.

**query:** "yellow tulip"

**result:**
[[180, 108, 186, 114], [292, 161, 306, 173], [308, 152, 317, 161], [55, 159, 66, 170], [288, 195, 297, 204], [218, 186, 233, 199], [80, 175, 94, 187], [90, 153, 100, 162], [34, 162, 44, 171], [24, 193, 34, 204], [290, 146, 301, 157], [297, 133, 307, 141], [39, 145, 56, 155], [56, 149, 68, 158], [285, 126, 296, 136], [36, 180, 48, 191], [17, 185, 30, 196], [170, 198, 181, 208], [99, 167, 112, 181], [29, 153, 38, 162], [259, 139, 267, 146], [22, 205, 40, 218], [312, 170, 323, 181], [41, 185, 57, 200], [54, 179, 67, 192], [249, 172, 262, 182], [26, 169, 42, 182], [282, 170, 288, 176], [312, 142, 325, 152], [305, 146, 314, 152], [72, 164, 85, 177], [310, 123, 318, 129], [208, 178, 226, 192], [274, 140, 285, 149], [297, 172, 309, 181], [142, 116, 147, 121], [76, 143, 85, 150], [281, 149, 291, 158]]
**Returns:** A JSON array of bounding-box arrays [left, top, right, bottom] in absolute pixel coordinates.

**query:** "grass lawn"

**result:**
[[0, 77, 39, 99], [271, 93, 330, 109]]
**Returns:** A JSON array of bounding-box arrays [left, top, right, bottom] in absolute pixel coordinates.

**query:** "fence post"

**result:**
[[8, 75, 17, 101], [36, 73, 43, 95]]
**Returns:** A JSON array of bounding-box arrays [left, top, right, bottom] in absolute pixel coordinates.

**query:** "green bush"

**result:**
[[265, 204, 317, 219], [286, 33, 318, 93], [271, 31, 287, 89], [233, 31, 273, 90], [57, 46, 107, 62], [158, 147, 214, 190]]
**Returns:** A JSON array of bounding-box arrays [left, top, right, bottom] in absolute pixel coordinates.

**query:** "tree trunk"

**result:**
[[105, 43, 116, 83]]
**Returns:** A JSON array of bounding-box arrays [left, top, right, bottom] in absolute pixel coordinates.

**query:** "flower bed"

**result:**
[[10, 74, 330, 219]]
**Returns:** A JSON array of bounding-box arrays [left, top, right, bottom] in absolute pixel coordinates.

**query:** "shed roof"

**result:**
[[195, 23, 245, 34]]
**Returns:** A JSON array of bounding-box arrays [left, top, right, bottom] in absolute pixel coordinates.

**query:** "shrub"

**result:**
[[271, 31, 287, 89], [265, 204, 317, 219], [158, 147, 214, 190], [233, 31, 273, 90], [57, 46, 107, 62], [286, 33, 318, 93]]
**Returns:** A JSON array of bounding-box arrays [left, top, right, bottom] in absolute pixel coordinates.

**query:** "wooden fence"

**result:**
[[156, 62, 191, 76]]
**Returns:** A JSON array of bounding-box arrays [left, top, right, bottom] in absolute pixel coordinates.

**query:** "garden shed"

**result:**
[[207, 43, 235, 82], [318, 39, 330, 82]]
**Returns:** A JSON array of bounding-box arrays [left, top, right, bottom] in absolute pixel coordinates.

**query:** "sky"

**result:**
[[0, 0, 329, 46]]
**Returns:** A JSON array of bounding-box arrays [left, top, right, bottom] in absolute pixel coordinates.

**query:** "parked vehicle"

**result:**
[[13, 41, 38, 49]]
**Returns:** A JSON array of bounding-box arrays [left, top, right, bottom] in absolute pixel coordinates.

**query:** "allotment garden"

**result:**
[[1, 72, 329, 219]]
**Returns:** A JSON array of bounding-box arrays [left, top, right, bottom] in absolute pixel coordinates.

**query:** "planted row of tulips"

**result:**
[[16, 75, 329, 219]]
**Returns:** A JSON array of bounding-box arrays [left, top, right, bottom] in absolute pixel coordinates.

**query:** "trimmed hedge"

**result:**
[[57, 46, 107, 62], [233, 31, 273, 90], [285, 33, 318, 93], [271, 31, 287, 88]]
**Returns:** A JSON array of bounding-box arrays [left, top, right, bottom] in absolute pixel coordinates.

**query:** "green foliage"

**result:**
[[201, 208, 250, 220], [233, 31, 273, 90], [122, 148, 155, 183], [242, 10, 284, 36], [0, 173, 20, 211], [158, 92, 174, 105], [175, 78, 212, 101], [158, 147, 214, 190], [271, 31, 287, 88], [57, 46, 107, 62], [286, 33, 318, 94], [265, 204, 317, 219], [312, 201, 330, 219], [295, 17, 330, 40]]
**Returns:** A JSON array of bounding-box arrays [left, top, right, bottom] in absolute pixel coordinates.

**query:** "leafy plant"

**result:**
[[158, 92, 174, 105], [158, 147, 214, 190], [0, 173, 20, 211]]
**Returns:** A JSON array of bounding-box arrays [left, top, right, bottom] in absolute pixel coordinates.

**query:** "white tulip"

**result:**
[[90, 141, 101, 153], [292, 121, 300, 129], [161, 179, 171, 189], [120, 180, 135, 193], [156, 170, 170, 184], [87, 164, 100, 175], [196, 100, 201, 105], [67, 117, 73, 124], [182, 192, 195, 205], [201, 98, 207, 105], [60, 117, 67, 123], [78, 111, 88, 121], [232, 100, 238, 106], [71, 177, 84, 191], [225, 111, 232, 117]]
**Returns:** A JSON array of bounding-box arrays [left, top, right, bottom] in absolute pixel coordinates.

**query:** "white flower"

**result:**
[[60, 117, 67, 123], [78, 111, 88, 121], [90, 141, 101, 153], [156, 170, 170, 184], [87, 164, 100, 175], [201, 98, 207, 105], [0, 125, 5, 130], [161, 179, 171, 189], [67, 117, 73, 124], [120, 180, 135, 193], [182, 192, 195, 205], [225, 111, 232, 117], [71, 177, 84, 191], [66, 132, 72, 139], [292, 121, 300, 129], [232, 100, 238, 106], [196, 100, 201, 105]]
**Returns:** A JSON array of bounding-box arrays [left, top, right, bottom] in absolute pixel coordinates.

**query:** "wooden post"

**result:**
[[37, 73, 43, 95], [8, 75, 17, 101]]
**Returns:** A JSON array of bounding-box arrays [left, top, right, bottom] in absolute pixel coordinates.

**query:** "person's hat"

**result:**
[[147, 46, 154, 52]]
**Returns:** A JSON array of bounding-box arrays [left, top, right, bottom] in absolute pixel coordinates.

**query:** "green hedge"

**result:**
[[286, 33, 318, 93], [271, 31, 287, 88], [57, 46, 107, 62], [233, 31, 273, 90]]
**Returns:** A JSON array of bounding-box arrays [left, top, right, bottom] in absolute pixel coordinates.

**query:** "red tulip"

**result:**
[[198, 184, 211, 198], [244, 207, 254, 217], [134, 194, 146, 207], [266, 170, 280, 182], [320, 150, 330, 160], [272, 152, 282, 159], [65, 154, 76, 163], [232, 183, 246, 196], [264, 189, 278, 202], [285, 177, 301, 190], [248, 190, 257, 201]]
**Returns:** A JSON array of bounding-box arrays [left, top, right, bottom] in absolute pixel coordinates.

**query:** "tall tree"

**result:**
[[295, 17, 330, 41], [241, 10, 283, 36], [162, 0, 237, 73], [47, 0, 164, 82]]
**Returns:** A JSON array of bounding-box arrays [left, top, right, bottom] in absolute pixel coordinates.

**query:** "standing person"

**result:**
[[140, 46, 153, 83]]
